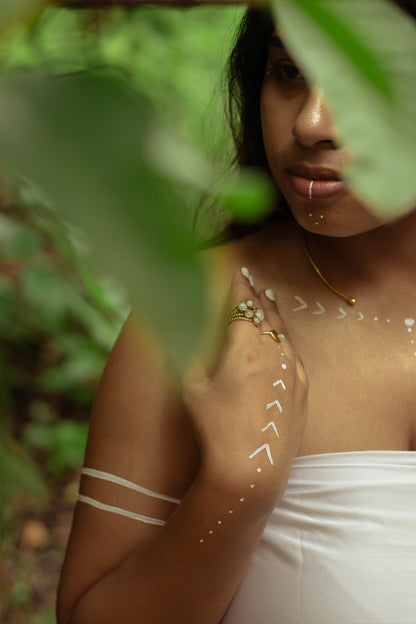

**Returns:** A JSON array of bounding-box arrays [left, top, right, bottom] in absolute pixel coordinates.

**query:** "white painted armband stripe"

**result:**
[[82, 467, 181, 504], [78, 494, 166, 526]]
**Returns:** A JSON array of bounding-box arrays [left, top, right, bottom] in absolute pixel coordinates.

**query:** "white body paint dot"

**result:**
[[374, 317, 378, 321], [405, 318, 415, 327], [209, 530, 213, 534], [257, 467, 262, 473], [320, 215, 324, 219], [408, 328, 412, 333], [386, 319, 391, 323], [250, 484, 255, 489], [240, 497, 244, 503], [218, 520, 222, 525], [200, 539, 204, 543], [282, 363, 287, 370]]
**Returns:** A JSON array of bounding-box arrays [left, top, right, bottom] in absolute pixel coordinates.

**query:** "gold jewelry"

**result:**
[[260, 329, 285, 343], [304, 233, 356, 306], [227, 300, 265, 326]]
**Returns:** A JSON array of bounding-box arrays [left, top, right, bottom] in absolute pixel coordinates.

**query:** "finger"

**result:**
[[226, 268, 264, 337], [257, 289, 291, 351]]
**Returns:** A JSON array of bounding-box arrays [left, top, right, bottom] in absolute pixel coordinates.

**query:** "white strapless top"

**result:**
[[222, 451, 416, 624]]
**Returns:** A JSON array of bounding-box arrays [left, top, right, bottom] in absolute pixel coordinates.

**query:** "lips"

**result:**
[[288, 165, 346, 199]]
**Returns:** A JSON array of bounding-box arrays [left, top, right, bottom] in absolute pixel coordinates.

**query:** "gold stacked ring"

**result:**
[[227, 300, 265, 326], [260, 329, 285, 343]]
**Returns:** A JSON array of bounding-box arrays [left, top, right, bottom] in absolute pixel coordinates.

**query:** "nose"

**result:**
[[292, 87, 339, 148]]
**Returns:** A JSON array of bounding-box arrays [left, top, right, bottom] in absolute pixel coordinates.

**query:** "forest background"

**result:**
[[1, 0, 415, 622], [0, 3, 244, 622]]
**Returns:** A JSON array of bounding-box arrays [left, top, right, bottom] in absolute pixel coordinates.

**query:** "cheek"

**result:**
[[260, 89, 294, 178]]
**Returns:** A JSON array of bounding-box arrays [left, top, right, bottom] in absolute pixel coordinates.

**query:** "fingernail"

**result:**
[[241, 267, 255, 288], [265, 288, 275, 302]]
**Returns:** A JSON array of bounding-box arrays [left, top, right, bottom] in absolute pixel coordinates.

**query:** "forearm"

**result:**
[[66, 471, 276, 624]]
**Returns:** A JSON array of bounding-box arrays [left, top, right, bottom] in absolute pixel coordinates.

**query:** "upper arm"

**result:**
[[57, 313, 200, 623]]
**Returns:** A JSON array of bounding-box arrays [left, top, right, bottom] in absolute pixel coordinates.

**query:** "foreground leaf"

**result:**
[[0, 70, 208, 366], [273, 0, 416, 216]]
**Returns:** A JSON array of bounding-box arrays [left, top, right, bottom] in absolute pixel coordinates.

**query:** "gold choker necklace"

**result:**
[[304, 233, 356, 306]]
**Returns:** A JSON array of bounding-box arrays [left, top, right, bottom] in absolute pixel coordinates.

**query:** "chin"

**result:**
[[286, 193, 384, 238]]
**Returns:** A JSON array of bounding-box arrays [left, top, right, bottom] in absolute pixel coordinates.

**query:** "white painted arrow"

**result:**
[[337, 307, 347, 319], [292, 295, 308, 312], [266, 399, 283, 414], [249, 443, 274, 466], [261, 422, 280, 439], [312, 302, 325, 315], [272, 379, 286, 390], [357, 312, 364, 321]]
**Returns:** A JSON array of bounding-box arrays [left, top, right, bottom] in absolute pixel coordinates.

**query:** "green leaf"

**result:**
[[272, 0, 416, 216], [0, 70, 208, 367]]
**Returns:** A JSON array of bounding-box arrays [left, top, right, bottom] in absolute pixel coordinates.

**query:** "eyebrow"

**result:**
[[268, 35, 284, 48]]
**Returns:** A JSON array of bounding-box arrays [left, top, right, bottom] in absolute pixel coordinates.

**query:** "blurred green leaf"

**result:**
[[23, 419, 88, 476], [273, 0, 416, 216], [0, 0, 44, 35], [0, 70, 208, 366]]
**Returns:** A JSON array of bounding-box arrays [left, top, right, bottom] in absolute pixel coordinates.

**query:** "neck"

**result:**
[[304, 210, 416, 305]]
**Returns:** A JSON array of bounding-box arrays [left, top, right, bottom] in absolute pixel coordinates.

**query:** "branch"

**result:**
[[55, 0, 254, 7]]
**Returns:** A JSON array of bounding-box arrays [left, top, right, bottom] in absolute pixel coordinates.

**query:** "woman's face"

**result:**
[[260, 34, 400, 237]]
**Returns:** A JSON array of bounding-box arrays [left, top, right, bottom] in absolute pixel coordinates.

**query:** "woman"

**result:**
[[57, 2, 416, 622]]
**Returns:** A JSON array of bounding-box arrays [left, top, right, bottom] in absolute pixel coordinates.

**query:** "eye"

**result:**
[[265, 60, 305, 85]]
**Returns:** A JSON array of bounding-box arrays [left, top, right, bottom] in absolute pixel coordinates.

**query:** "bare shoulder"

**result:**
[[199, 216, 303, 301]]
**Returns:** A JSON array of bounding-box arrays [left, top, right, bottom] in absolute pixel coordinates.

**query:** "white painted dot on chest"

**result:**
[[282, 363, 287, 370], [405, 318, 415, 327]]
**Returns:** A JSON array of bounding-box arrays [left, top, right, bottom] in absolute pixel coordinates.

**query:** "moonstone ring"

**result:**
[[260, 329, 285, 343], [227, 300, 265, 326]]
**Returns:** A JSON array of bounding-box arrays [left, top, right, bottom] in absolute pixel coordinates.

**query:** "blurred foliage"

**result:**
[[0, 8, 245, 622], [0, 3, 245, 499]]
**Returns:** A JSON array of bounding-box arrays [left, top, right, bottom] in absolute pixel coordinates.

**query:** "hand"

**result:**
[[183, 268, 308, 502]]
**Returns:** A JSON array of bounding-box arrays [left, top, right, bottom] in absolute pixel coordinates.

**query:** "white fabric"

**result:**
[[222, 451, 416, 624]]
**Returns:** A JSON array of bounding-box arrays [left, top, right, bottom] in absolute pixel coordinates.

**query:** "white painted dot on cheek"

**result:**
[[374, 317, 378, 321], [250, 484, 255, 488], [200, 539, 204, 543], [315, 222, 319, 226], [282, 363, 287, 370], [240, 497, 245, 503], [308, 213, 313, 217], [229, 510, 234, 514], [209, 530, 213, 534], [320, 215, 324, 219], [218, 520, 222, 525]]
